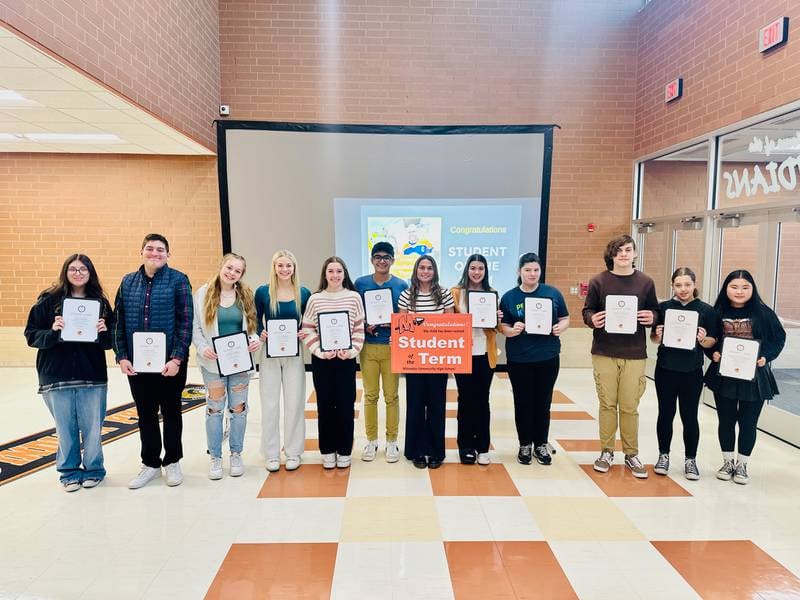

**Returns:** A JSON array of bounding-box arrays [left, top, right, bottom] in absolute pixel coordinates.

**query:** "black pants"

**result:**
[[404, 373, 447, 461], [454, 354, 494, 453], [654, 366, 702, 458], [312, 356, 356, 456], [128, 362, 188, 468], [507, 357, 559, 447], [715, 392, 765, 457]]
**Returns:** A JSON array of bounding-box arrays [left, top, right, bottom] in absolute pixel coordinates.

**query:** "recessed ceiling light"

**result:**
[[0, 89, 41, 107], [0, 133, 22, 141], [23, 133, 121, 143]]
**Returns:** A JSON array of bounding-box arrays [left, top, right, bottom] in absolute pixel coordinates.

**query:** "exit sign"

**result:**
[[664, 78, 682, 103], [759, 17, 789, 53]]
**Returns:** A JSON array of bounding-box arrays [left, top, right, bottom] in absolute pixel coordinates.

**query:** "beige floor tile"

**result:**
[[340, 496, 441, 542], [524, 496, 645, 541]]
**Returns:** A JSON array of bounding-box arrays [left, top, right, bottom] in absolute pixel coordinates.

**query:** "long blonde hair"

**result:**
[[204, 253, 258, 334], [269, 250, 302, 317]]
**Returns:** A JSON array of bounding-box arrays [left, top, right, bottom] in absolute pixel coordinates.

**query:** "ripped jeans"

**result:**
[[200, 367, 251, 458]]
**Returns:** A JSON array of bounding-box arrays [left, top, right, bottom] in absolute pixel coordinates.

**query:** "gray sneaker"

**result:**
[[624, 454, 648, 479], [733, 461, 749, 485], [684, 458, 700, 481], [654, 453, 669, 476], [593, 450, 613, 473], [716, 459, 735, 481]]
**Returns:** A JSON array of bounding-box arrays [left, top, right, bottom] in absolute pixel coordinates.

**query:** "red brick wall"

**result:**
[[219, 0, 644, 319], [0, 1, 220, 149], [634, 0, 800, 156]]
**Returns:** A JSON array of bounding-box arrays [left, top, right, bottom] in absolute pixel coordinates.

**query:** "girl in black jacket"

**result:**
[[704, 269, 785, 485], [24, 254, 113, 491]]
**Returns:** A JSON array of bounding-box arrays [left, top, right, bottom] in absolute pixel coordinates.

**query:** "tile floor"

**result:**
[[1, 367, 799, 599]]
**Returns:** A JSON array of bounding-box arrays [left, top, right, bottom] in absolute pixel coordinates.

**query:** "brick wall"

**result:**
[[634, 0, 800, 157], [0, 154, 221, 326], [219, 0, 644, 319], [0, 1, 220, 149]]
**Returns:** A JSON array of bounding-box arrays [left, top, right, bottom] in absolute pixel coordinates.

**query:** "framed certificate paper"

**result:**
[[318, 311, 352, 351], [213, 331, 254, 376], [467, 291, 498, 328], [662, 308, 699, 350], [60, 298, 101, 343], [266, 319, 299, 358], [719, 337, 760, 381], [364, 289, 392, 326], [604, 295, 638, 334], [524, 297, 552, 335], [132, 332, 167, 373]]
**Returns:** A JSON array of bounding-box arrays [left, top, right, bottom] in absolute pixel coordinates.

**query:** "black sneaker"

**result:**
[[459, 448, 476, 465], [517, 444, 532, 465], [427, 458, 443, 469], [413, 456, 428, 469], [534, 444, 552, 465]]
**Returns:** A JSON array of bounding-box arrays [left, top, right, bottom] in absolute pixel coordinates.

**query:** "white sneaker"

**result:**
[[477, 452, 491, 465], [209, 457, 223, 480], [362, 440, 378, 462], [322, 453, 337, 469], [266, 458, 281, 472], [164, 462, 183, 487], [230, 452, 244, 477], [62, 481, 81, 493], [336, 454, 351, 469], [285, 456, 301, 471], [128, 465, 161, 489], [81, 478, 102, 489], [385, 441, 400, 463]]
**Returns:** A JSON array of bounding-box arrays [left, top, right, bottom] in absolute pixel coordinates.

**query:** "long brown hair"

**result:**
[[409, 255, 444, 311], [268, 250, 302, 316], [203, 253, 258, 334], [41, 254, 109, 316], [315, 256, 356, 293]]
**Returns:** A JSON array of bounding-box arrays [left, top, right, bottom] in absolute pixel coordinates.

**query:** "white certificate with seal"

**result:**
[[132, 331, 166, 373], [364, 289, 392, 326], [662, 308, 698, 350], [318, 311, 352, 351], [524, 297, 552, 335], [60, 298, 100, 343], [213, 331, 254, 376], [604, 295, 638, 334], [467, 291, 498, 328], [266, 319, 299, 357], [719, 337, 760, 381]]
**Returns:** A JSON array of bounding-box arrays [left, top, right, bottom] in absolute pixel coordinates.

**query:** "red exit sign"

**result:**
[[664, 78, 682, 103], [759, 17, 789, 53]]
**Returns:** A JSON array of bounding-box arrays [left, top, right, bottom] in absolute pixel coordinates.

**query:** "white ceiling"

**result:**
[[0, 25, 214, 155]]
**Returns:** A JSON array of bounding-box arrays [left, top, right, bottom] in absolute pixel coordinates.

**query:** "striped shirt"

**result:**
[[398, 288, 454, 313], [301, 289, 365, 359]]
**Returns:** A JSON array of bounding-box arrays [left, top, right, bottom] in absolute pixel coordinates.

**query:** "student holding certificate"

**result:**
[[704, 270, 785, 485], [113, 234, 193, 489], [24, 254, 113, 492], [193, 253, 261, 480], [301, 257, 365, 469], [451, 254, 503, 465], [255, 250, 311, 472], [354, 242, 408, 463], [650, 268, 718, 480], [398, 256, 455, 469], [499, 252, 569, 466], [582, 235, 658, 479]]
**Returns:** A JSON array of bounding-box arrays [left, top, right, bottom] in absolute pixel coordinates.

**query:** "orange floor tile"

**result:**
[[550, 410, 594, 420], [257, 464, 351, 498], [428, 463, 520, 496], [445, 541, 578, 600], [205, 543, 337, 600], [652, 540, 800, 599], [304, 439, 320, 451], [552, 391, 575, 404], [557, 439, 624, 452], [446, 409, 458, 418], [579, 465, 692, 497]]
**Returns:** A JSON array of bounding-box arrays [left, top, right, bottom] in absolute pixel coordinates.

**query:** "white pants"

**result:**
[[259, 354, 306, 459]]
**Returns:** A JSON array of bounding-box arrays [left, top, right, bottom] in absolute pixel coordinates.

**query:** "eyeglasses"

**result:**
[[67, 267, 89, 274], [372, 255, 393, 262]]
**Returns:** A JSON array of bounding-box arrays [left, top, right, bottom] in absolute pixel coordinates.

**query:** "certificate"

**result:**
[[60, 298, 100, 343], [266, 319, 299, 358], [604, 295, 638, 334], [318, 311, 352, 351], [364, 289, 392, 326], [719, 337, 760, 381], [662, 308, 698, 350], [467, 291, 498, 328], [213, 331, 254, 376], [524, 297, 553, 335], [132, 332, 166, 373]]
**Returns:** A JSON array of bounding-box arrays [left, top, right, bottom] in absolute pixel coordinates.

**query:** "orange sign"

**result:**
[[391, 313, 472, 374]]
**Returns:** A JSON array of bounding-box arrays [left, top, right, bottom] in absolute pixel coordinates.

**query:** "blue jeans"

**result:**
[[42, 384, 107, 483], [201, 368, 251, 458]]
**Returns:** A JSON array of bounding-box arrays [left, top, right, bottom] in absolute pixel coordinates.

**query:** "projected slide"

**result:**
[[336, 198, 539, 293]]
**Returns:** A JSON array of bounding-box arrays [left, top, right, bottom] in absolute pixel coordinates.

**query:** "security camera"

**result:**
[[219, 105, 230, 117]]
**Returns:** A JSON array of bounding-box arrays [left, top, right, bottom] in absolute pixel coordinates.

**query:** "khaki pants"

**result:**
[[592, 355, 647, 457], [360, 343, 400, 442]]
